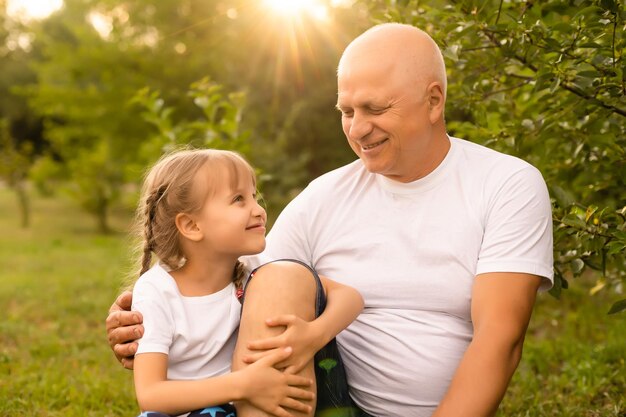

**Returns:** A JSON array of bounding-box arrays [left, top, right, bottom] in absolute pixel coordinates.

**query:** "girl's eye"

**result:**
[[233, 195, 244, 203]]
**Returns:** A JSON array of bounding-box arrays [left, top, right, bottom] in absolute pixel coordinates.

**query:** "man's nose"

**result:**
[[348, 112, 373, 142]]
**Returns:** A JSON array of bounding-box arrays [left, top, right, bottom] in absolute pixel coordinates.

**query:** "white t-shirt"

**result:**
[[249, 136, 553, 417], [132, 264, 240, 380]]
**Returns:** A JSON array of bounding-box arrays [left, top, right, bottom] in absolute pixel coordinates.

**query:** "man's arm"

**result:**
[[106, 290, 143, 369], [432, 272, 542, 417]]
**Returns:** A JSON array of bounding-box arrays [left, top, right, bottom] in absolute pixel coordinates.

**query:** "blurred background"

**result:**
[[0, 0, 624, 415]]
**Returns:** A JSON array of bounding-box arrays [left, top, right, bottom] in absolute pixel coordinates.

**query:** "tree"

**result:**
[[24, 0, 248, 232], [0, 119, 32, 227], [365, 0, 626, 312]]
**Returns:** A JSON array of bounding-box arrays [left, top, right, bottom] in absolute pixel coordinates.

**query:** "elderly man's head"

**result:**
[[336, 23, 449, 182]]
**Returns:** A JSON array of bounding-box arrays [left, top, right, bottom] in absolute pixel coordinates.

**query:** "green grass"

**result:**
[[0, 185, 137, 416], [0, 185, 624, 416], [499, 284, 626, 416]]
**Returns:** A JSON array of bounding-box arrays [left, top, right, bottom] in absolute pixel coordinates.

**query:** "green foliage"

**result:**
[[500, 285, 626, 416], [130, 77, 251, 158], [364, 0, 626, 312]]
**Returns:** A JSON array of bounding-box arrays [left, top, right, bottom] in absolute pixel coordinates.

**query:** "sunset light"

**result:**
[[263, 0, 329, 21], [6, 0, 63, 21]]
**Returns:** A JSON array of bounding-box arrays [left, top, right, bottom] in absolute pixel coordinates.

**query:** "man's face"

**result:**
[[336, 59, 434, 183]]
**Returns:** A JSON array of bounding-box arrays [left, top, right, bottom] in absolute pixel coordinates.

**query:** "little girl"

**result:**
[[130, 149, 363, 417]]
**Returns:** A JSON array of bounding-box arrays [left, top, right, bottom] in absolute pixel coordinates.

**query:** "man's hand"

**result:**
[[106, 290, 144, 370]]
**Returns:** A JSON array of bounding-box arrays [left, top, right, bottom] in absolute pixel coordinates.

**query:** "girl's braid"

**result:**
[[232, 260, 247, 290], [140, 184, 167, 276]]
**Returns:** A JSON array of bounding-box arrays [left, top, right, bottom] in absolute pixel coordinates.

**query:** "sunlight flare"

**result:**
[[6, 0, 63, 20], [263, 0, 329, 21]]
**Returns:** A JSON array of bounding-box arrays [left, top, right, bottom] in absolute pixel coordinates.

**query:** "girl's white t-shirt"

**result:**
[[132, 264, 240, 380]]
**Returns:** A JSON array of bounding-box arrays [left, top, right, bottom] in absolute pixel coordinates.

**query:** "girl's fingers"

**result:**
[[242, 350, 274, 364], [283, 364, 298, 375], [259, 347, 292, 367], [266, 314, 297, 326], [285, 374, 313, 388], [272, 407, 293, 417], [281, 398, 313, 413], [247, 335, 282, 350], [287, 386, 316, 401]]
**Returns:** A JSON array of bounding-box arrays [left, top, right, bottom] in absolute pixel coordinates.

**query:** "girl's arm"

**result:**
[[134, 347, 314, 417], [310, 276, 364, 350], [244, 277, 363, 372]]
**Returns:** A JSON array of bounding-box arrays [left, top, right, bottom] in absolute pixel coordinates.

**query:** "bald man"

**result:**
[[108, 24, 553, 417]]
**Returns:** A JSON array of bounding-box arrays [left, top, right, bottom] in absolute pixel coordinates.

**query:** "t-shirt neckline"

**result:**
[[375, 136, 458, 194]]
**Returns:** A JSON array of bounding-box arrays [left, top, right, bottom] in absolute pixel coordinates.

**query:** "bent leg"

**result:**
[[233, 261, 318, 417]]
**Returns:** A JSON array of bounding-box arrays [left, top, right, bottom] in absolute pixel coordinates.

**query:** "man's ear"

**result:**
[[427, 82, 445, 124], [175, 213, 203, 242]]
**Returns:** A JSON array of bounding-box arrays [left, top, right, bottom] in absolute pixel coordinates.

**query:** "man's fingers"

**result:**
[[109, 290, 133, 313], [108, 323, 143, 346], [105, 310, 143, 333], [113, 339, 138, 359], [281, 397, 313, 413], [120, 356, 135, 370]]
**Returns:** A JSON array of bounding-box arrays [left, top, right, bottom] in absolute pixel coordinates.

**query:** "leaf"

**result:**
[[443, 45, 461, 63], [585, 205, 598, 222], [599, 0, 619, 13], [550, 185, 575, 208], [608, 299, 626, 315], [589, 279, 606, 295], [317, 358, 337, 375], [578, 42, 602, 49], [573, 6, 604, 20], [571, 258, 585, 274], [561, 213, 587, 229], [549, 271, 565, 299], [550, 22, 574, 33]]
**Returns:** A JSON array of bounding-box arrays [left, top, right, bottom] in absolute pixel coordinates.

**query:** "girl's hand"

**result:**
[[243, 315, 320, 374], [240, 347, 314, 417]]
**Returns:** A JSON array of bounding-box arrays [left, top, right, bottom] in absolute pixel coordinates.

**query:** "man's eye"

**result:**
[[369, 107, 386, 114], [342, 111, 354, 117]]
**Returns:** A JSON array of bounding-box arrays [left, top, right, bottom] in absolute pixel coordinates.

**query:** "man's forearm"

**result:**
[[432, 331, 524, 417]]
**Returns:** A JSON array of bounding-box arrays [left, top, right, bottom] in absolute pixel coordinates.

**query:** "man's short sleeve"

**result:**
[[476, 165, 554, 290]]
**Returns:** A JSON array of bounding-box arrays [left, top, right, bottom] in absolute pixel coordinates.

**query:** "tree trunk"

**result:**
[[15, 181, 30, 228], [95, 198, 111, 234]]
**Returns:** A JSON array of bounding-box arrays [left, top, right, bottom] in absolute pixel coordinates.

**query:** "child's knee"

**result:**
[[247, 261, 318, 304]]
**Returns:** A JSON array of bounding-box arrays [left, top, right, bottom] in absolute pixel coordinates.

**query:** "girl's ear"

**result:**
[[175, 213, 203, 242]]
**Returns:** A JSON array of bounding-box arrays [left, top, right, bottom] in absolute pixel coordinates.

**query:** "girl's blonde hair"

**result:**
[[133, 148, 255, 288]]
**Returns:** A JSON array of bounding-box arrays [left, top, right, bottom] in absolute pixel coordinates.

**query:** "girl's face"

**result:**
[[194, 169, 267, 260]]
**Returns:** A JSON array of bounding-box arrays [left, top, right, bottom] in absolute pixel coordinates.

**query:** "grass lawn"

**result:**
[[0, 185, 624, 416]]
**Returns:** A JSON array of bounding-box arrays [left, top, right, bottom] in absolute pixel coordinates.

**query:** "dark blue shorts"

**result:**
[[138, 403, 236, 417]]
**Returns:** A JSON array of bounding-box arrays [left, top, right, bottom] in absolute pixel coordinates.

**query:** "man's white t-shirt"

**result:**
[[132, 264, 240, 381], [249, 137, 554, 417]]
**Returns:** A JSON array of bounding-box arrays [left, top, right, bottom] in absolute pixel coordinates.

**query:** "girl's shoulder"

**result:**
[[133, 264, 179, 303]]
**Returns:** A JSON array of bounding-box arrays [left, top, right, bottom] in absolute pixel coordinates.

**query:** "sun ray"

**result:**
[[6, 0, 63, 21]]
